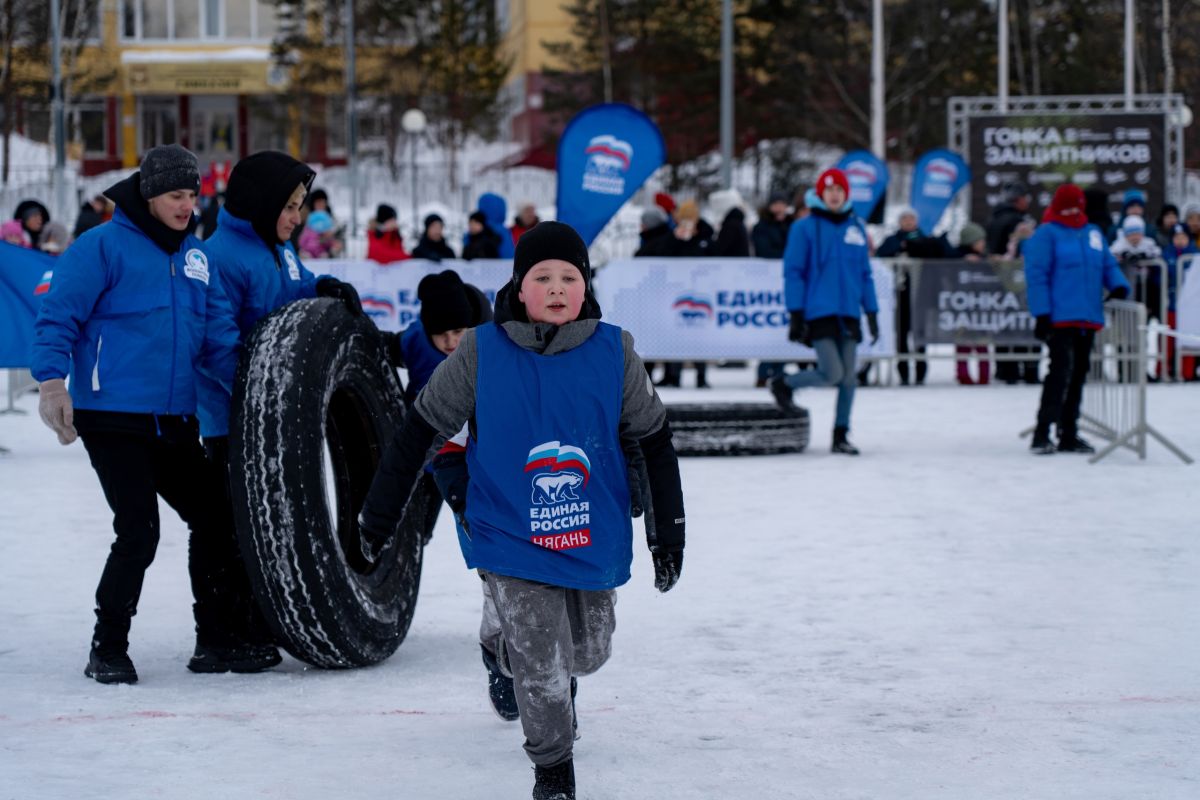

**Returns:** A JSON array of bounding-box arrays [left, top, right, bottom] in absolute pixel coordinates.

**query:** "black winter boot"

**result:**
[[481, 644, 520, 721], [187, 641, 281, 674], [768, 376, 797, 413], [85, 645, 138, 685], [831, 426, 860, 455], [533, 759, 575, 800]]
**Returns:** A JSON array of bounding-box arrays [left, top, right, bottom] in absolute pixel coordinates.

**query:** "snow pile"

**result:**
[[2, 370, 1198, 798]]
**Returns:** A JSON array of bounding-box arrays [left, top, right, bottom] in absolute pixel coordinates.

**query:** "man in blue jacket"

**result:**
[[770, 168, 880, 454], [31, 145, 269, 683], [1024, 183, 1131, 454]]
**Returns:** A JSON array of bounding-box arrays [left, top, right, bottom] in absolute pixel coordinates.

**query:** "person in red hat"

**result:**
[[769, 167, 879, 455], [1023, 183, 1130, 454]]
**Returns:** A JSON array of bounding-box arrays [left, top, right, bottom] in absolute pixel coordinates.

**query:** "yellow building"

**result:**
[[8, 0, 575, 178], [498, 0, 574, 154]]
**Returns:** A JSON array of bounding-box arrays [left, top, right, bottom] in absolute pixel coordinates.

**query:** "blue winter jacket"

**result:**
[[31, 207, 240, 415], [1023, 221, 1131, 326], [467, 192, 515, 258], [195, 207, 323, 436], [783, 195, 879, 321], [399, 320, 446, 405]]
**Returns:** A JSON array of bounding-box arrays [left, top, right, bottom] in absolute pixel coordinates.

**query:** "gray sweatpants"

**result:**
[[479, 571, 617, 767]]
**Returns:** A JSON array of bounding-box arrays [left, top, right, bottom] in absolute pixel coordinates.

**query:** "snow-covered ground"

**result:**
[[1, 368, 1197, 799]]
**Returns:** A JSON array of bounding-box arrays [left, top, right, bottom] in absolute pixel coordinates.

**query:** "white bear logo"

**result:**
[[284, 249, 301, 281], [531, 472, 585, 504], [183, 249, 209, 285]]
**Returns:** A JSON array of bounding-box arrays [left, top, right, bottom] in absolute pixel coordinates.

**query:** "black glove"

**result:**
[[382, 331, 405, 367], [1034, 314, 1052, 342], [357, 516, 394, 565], [787, 311, 808, 343], [866, 312, 880, 345], [652, 549, 683, 593], [316, 277, 364, 315], [431, 449, 469, 515], [1107, 285, 1130, 301]]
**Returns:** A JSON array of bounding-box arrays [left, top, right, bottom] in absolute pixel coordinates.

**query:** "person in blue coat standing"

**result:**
[[356, 222, 685, 800], [466, 192, 515, 259], [30, 145, 268, 684], [769, 168, 880, 454], [1024, 184, 1131, 454]]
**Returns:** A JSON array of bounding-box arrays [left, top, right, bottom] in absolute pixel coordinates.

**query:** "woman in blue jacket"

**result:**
[[31, 145, 266, 683], [770, 168, 880, 454], [196, 152, 363, 659], [1024, 183, 1131, 454], [197, 151, 361, 445]]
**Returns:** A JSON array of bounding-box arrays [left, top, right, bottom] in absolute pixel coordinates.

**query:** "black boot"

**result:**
[[187, 641, 281, 674], [831, 426, 860, 455], [768, 376, 797, 413], [533, 759, 575, 800], [85, 645, 138, 685], [481, 644, 520, 721], [1030, 427, 1056, 455], [1056, 435, 1095, 454]]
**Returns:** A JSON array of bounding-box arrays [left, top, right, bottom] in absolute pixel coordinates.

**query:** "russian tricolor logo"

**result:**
[[34, 270, 52, 295], [525, 441, 591, 485]]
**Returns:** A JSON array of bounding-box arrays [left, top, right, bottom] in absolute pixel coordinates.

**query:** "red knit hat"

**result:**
[[654, 192, 677, 215], [1042, 184, 1087, 228], [815, 168, 850, 197]]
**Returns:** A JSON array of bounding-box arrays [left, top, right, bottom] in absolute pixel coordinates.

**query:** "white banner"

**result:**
[[592, 258, 896, 360], [319, 257, 896, 360], [318, 259, 512, 332], [1178, 263, 1200, 352]]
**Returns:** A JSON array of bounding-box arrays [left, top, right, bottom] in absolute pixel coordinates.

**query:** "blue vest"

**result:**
[[465, 322, 632, 590]]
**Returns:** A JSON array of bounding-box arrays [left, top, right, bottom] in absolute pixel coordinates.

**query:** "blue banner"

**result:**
[[910, 149, 971, 231], [0, 242, 54, 368], [836, 150, 889, 215], [556, 103, 666, 246]]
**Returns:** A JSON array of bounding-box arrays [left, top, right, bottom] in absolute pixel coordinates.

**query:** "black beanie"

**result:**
[[418, 270, 474, 335], [139, 144, 200, 199], [376, 204, 397, 224], [424, 213, 444, 230], [224, 151, 316, 247], [469, 210, 487, 226], [511, 220, 590, 290]]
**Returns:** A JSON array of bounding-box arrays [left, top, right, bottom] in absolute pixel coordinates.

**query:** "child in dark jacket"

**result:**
[[358, 222, 685, 800]]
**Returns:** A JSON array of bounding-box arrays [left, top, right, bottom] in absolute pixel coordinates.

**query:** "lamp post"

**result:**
[[401, 108, 426, 236]]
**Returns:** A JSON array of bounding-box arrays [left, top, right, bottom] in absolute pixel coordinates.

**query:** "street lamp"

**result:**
[[401, 108, 427, 236]]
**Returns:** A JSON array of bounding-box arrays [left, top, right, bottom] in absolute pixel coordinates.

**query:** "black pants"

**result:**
[[1034, 328, 1095, 442], [996, 346, 1040, 383], [896, 283, 926, 385], [80, 419, 258, 652]]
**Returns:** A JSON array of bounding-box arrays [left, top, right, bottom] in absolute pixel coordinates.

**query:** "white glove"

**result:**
[[38, 379, 77, 445]]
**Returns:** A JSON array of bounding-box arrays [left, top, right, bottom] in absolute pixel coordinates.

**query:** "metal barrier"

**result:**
[[1079, 300, 1192, 464], [1, 369, 36, 416]]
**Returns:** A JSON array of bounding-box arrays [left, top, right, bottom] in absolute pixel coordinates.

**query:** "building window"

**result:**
[[140, 98, 178, 152], [71, 104, 108, 156], [120, 0, 279, 40], [142, 0, 168, 38]]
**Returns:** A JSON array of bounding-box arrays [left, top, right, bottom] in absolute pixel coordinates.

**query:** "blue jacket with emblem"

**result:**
[[783, 196, 879, 321], [1023, 221, 1131, 326], [31, 205, 240, 415], [399, 319, 447, 405], [195, 206, 325, 436]]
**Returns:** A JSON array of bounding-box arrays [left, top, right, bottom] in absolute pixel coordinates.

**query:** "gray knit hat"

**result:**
[[139, 144, 200, 199]]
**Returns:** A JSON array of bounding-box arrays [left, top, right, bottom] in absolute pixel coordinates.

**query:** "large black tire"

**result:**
[[229, 298, 421, 668], [666, 403, 810, 457]]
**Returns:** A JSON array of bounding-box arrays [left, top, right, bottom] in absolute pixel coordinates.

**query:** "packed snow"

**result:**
[[1, 366, 1197, 799]]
